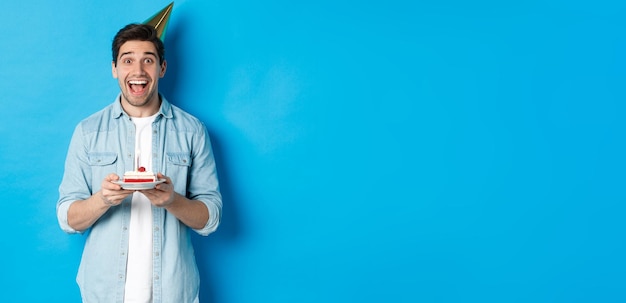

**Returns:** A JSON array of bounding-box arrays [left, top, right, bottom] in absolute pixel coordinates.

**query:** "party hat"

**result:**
[[144, 2, 174, 41]]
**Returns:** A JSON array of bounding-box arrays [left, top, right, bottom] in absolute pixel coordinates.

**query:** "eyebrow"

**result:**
[[119, 51, 158, 58]]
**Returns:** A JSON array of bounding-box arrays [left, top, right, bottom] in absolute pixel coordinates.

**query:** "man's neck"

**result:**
[[120, 95, 161, 118]]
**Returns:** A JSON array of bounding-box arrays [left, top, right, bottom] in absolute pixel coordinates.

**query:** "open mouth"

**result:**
[[128, 80, 148, 95]]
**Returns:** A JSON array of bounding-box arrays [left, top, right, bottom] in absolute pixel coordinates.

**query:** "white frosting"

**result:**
[[123, 170, 156, 182]]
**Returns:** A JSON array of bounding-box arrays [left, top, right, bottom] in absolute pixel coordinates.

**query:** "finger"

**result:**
[[157, 173, 171, 183], [102, 174, 123, 190], [155, 182, 173, 192], [109, 191, 134, 202], [105, 173, 121, 181], [102, 182, 120, 191], [139, 189, 155, 196]]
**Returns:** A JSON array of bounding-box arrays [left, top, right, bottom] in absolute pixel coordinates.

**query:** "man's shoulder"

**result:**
[[168, 104, 206, 130], [76, 102, 119, 133]]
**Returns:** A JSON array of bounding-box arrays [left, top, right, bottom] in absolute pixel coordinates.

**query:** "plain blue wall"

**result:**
[[1, 0, 625, 302]]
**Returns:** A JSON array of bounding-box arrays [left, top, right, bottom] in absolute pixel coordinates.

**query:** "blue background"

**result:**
[[1, 0, 625, 302]]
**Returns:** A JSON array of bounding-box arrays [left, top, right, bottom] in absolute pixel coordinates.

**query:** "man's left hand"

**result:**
[[141, 173, 176, 207]]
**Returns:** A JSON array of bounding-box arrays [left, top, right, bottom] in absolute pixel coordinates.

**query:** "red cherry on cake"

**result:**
[[138, 166, 146, 172]]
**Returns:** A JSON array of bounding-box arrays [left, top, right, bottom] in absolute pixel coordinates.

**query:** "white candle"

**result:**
[[135, 150, 140, 171]]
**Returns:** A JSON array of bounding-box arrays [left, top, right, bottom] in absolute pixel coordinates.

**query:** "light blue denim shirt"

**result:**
[[57, 95, 222, 303]]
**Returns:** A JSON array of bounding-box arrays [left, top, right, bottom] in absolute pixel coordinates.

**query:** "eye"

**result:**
[[144, 58, 154, 64], [123, 59, 132, 64]]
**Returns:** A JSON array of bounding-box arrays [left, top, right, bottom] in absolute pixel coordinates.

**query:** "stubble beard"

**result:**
[[121, 88, 158, 108]]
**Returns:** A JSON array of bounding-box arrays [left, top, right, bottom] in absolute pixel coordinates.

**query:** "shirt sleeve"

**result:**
[[187, 123, 222, 236], [56, 124, 92, 234]]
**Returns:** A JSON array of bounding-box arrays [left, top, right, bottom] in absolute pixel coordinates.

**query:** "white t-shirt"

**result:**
[[124, 114, 157, 303]]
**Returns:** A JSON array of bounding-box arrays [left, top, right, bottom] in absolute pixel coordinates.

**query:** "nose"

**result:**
[[130, 62, 147, 76]]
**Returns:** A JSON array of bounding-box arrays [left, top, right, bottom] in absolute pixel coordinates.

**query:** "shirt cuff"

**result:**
[[57, 200, 81, 234], [193, 199, 221, 236]]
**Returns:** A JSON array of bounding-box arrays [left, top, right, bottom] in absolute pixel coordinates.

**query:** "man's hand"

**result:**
[[67, 173, 134, 231], [140, 173, 176, 207], [100, 173, 134, 206], [140, 173, 209, 229]]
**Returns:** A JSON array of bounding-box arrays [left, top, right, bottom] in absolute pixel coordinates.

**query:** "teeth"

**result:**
[[129, 80, 148, 85]]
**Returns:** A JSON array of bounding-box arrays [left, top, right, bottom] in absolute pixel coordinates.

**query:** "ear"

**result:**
[[112, 61, 118, 78], [160, 60, 167, 78]]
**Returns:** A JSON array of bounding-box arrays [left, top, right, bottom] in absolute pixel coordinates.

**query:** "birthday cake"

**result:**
[[123, 166, 156, 183]]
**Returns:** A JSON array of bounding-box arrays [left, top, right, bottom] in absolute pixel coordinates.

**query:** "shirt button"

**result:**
[[154, 226, 159, 231], [155, 275, 159, 280], [155, 252, 160, 257]]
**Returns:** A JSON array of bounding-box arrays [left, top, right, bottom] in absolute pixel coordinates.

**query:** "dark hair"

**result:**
[[112, 23, 165, 65]]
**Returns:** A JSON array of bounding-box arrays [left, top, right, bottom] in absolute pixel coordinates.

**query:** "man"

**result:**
[[56, 23, 222, 303]]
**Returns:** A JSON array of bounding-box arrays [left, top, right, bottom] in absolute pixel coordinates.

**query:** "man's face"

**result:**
[[112, 40, 166, 109]]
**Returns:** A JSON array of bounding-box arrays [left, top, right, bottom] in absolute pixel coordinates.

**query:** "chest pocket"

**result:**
[[166, 152, 191, 166], [87, 152, 118, 189], [88, 152, 118, 166], [166, 152, 191, 193]]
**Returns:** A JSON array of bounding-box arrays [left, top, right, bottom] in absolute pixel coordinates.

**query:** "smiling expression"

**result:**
[[112, 40, 167, 114]]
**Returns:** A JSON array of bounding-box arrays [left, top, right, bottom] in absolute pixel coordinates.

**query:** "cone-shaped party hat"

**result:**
[[144, 2, 174, 41]]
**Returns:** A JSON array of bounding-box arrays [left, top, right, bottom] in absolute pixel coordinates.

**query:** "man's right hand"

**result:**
[[100, 173, 134, 206], [67, 173, 134, 231]]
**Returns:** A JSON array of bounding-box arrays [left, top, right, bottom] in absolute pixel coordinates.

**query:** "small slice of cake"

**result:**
[[123, 166, 156, 183]]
